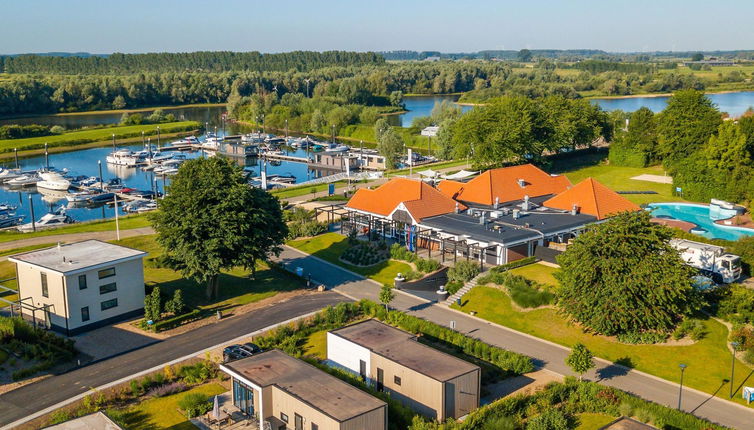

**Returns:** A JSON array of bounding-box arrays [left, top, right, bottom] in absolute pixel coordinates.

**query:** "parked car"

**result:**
[[223, 343, 262, 363]]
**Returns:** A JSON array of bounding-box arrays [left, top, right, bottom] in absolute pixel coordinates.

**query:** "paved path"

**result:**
[[0, 227, 155, 252], [277, 246, 754, 430], [0, 291, 347, 427]]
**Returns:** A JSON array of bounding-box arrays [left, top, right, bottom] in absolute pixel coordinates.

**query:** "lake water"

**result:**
[[592, 91, 754, 116], [0, 106, 350, 225], [392, 95, 473, 127]]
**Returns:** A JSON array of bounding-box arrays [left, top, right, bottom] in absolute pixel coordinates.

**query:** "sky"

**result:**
[[2, 0, 753, 54]]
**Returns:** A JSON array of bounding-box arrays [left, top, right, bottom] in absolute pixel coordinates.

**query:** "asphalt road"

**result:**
[[278, 246, 754, 430], [0, 291, 347, 427]]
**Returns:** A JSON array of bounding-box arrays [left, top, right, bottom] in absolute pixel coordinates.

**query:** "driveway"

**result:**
[[277, 245, 754, 430]]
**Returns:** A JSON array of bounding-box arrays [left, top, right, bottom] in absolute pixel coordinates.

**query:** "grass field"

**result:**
[[508, 263, 560, 287], [0, 121, 200, 153], [0, 213, 151, 244], [575, 413, 617, 430], [453, 286, 754, 408], [271, 181, 348, 200], [115, 235, 303, 316], [287, 233, 412, 285], [302, 330, 328, 360], [550, 151, 683, 206], [114, 382, 225, 430]]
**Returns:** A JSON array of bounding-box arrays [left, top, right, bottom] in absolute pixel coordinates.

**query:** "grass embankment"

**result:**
[[0, 121, 200, 156], [288, 232, 411, 285], [114, 382, 225, 430], [508, 263, 559, 286], [453, 285, 753, 408], [115, 235, 302, 317], [575, 413, 619, 430], [0, 103, 226, 120], [0, 213, 151, 244]]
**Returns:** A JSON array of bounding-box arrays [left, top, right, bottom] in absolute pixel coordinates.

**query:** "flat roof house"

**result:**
[[328, 319, 480, 421], [220, 349, 387, 430], [8, 240, 146, 336]]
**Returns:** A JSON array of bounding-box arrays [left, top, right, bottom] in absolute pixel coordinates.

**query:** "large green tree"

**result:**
[[656, 90, 721, 166], [149, 157, 288, 299], [377, 127, 405, 169], [556, 211, 699, 336]]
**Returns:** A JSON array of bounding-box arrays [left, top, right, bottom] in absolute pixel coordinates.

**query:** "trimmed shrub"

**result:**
[[491, 256, 536, 273], [147, 381, 187, 398], [448, 260, 481, 283], [178, 392, 211, 418], [526, 409, 570, 430]]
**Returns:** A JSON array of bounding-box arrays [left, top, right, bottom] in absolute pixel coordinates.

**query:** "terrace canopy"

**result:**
[[441, 170, 478, 180]]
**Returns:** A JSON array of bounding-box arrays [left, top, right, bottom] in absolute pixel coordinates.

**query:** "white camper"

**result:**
[[669, 238, 742, 284]]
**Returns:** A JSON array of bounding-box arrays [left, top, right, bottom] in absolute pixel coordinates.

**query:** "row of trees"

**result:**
[[610, 90, 754, 203], [0, 62, 510, 116], [0, 51, 384, 74], [444, 95, 611, 166]]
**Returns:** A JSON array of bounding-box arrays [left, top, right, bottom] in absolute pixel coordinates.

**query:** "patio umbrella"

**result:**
[[211, 395, 220, 420]]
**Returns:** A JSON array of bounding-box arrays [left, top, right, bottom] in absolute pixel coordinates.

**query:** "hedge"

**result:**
[[491, 256, 536, 273]]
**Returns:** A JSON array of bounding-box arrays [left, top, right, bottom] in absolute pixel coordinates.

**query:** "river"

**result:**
[[591, 91, 754, 115]]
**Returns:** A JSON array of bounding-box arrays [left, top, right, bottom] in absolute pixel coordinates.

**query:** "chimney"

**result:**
[[493, 196, 499, 209], [512, 209, 520, 219], [479, 213, 486, 225], [522, 195, 530, 211], [455, 202, 460, 214], [571, 204, 579, 215]]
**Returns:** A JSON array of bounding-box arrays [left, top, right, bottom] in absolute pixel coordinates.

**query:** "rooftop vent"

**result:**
[[512, 209, 520, 219], [479, 214, 486, 225], [571, 204, 579, 216], [522, 195, 530, 211], [455, 202, 460, 214], [493, 196, 500, 209]]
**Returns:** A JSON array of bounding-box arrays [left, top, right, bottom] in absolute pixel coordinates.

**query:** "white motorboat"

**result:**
[[6, 174, 41, 187], [153, 159, 184, 175], [106, 149, 146, 167], [168, 136, 200, 146], [0, 214, 24, 228], [324, 143, 350, 153], [201, 137, 223, 150], [17, 206, 74, 232], [37, 171, 71, 191], [123, 200, 158, 214], [0, 169, 23, 183]]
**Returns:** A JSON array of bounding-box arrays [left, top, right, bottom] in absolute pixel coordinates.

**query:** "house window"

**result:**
[[98, 267, 116, 279], [101, 298, 118, 311], [41, 273, 48, 298], [280, 413, 288, 423], [81, 306, 90, 322], [78, 274, 87, 290], [99, 283, 117, 294], [311, 424, 318, 430], [394, 375, 401, 386]]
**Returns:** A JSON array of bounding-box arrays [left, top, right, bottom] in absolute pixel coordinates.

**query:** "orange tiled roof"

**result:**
[[437, 164, 571, 206], [346, 178, 463, 222], [543, 177, 640, 220]]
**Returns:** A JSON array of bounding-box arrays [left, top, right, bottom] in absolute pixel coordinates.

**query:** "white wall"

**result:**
[[327, 333, 371, 380], [65, 258, 145, 330]]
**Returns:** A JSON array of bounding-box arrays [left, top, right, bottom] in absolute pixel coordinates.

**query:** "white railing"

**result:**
[[297, 171, 383, 186]]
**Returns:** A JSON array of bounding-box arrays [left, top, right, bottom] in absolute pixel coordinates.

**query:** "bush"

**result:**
[[179, 360, 217, 384], [504, 274, 555, 308], [47, 409, 72, 425], [178, 392, 211, 418], [671, 319, 706, 341], [526, 409, 569, 430], [341, 242, 388, 266], [616, 331, 668, 344], [448, 260, 481, 283], [491, 256, 536, 273], [287, 220, 328, 239], [415, 258, 441, 273], [729, 325, 754, 350], [147, 381, 187, 398], [50, 125, 65, 134]]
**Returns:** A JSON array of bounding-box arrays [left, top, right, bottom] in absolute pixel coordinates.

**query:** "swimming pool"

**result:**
[[647, 203, 754, 241]]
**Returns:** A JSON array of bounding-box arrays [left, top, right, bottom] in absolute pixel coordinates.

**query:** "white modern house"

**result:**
[[8, 240, 147, 336]]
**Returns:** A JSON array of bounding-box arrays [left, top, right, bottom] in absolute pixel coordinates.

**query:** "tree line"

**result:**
[[0, 51, 384, 74], [609, 90, 754, 203]]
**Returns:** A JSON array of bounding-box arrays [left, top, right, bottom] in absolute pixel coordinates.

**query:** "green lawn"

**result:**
[[271, 181, 347, 200], [302, 330, 328, 360], [453, 286, 754, 408], [288, 233, 412, 285], [0, 121, 200, 153], [388, 159, 470, 176], [553, 153, 683, 206], [115, 235, 303, 315], [0, 243, 55, 257], [114, 382, 225, 430], [508, 263, 560, 287], [575, 413, 617, 430], [0, 214, 151, 244]]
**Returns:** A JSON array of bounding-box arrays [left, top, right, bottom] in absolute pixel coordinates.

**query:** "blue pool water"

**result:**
[[647, 203, 754, 241]]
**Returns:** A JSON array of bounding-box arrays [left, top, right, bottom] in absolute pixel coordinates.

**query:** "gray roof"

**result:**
[[330, 319, 479, 381], [46, 411, 122, 429], [599, 417, 657, 430], [9, 240, 146, 274], [223, 350, 385, 422], [421, 209, 597, 245]]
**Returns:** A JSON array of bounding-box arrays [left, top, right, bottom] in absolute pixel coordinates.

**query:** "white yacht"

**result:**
[[6, 174, 41, 187], [17, 206, 74, 232], [0, 169, 23, 183], [324, 143, 350, 153], [37, 171, 71, 191], [201, 136, 223, 150], [106, 149, 146, 167]]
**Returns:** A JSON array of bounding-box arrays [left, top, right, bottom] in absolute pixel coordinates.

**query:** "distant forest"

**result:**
[[0, 51, 384, 74], [380, 49, 754, 61]]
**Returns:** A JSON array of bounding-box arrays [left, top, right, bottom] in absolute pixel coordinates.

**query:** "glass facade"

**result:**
[[233, 378, 255, 416]]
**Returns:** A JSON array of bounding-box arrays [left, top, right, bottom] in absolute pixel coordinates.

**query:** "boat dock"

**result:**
[[260, 153, 310, 163]]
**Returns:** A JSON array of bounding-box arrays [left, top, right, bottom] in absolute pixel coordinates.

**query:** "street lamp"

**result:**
[[331, 124, 335, 144], [730, 342, 740, 398], [677, 364, 687, 410]]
